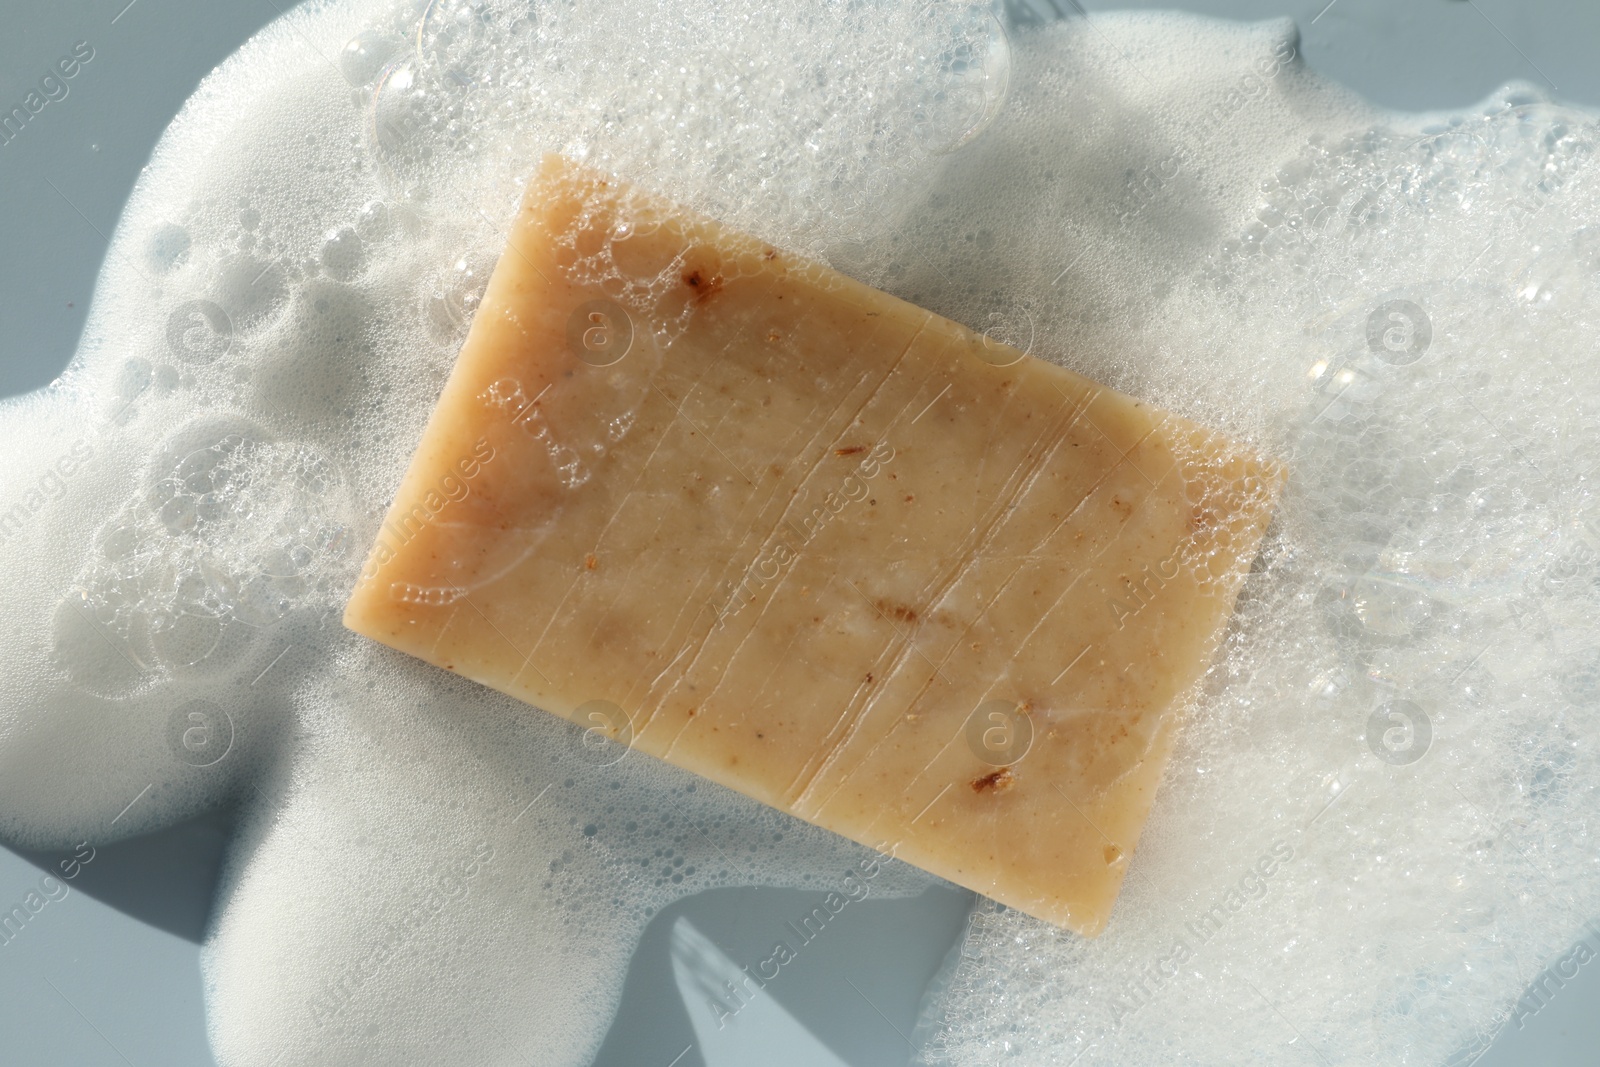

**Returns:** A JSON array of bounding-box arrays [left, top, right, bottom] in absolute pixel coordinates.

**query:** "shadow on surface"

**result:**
[[592, 880, 973, 1067], [8, 806, 233, 943]]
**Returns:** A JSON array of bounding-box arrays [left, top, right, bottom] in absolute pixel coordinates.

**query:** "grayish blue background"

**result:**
[[3, 1, 1600, 1064]]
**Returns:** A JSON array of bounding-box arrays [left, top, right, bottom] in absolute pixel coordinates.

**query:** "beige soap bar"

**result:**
[[345, 155, 1282, 935]]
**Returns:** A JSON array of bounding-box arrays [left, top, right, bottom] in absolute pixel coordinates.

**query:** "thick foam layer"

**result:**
[[0, 1, 1595, 1065]]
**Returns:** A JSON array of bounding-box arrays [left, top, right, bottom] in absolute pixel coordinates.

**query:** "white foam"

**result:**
[[0, 1, 1596, 1065]]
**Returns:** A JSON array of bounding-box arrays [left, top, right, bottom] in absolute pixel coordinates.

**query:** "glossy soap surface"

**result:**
[[345, 155, 1282, 935]]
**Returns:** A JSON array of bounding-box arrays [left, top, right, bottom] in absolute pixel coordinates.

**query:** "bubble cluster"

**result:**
[[62, 423, 351, 689], [0, 2, 1596, 1066]]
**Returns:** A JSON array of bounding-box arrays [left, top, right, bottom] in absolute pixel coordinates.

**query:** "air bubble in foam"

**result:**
[[0, 1, 1596, 1066]]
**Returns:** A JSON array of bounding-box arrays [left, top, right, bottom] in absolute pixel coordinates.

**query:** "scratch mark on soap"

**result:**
[[508, 381, 552, 425], [451, 584, 553, 687], [912, 782, 953, 823], [1052, 644, 1093, 685], [683, 318, 941, 798], [910, 383, 952, 425], [651, 383, 755, 484], [808, 388, 1122, 825], [839, 577, 948, 688]]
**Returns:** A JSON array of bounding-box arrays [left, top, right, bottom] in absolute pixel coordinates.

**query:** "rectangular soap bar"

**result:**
[[344, 155, 1283, 935]]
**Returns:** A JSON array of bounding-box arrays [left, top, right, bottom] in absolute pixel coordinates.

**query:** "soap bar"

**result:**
[[344, 155, 1282, 935]]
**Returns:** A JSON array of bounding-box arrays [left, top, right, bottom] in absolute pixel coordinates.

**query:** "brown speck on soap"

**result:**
[[683, 268, 724, 301], [972, 768, 1014, 794], [876, 600, 918, 624]]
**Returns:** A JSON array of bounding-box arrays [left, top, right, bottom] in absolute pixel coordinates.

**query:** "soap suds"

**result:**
[[0, 1, 1595, 1065]]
